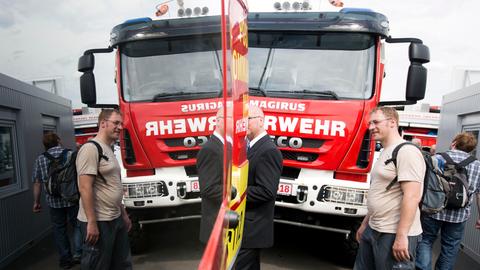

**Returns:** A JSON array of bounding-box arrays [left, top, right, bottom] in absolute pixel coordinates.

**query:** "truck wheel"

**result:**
[[129, 217, 148, 254], [340, 221, 361, 267]]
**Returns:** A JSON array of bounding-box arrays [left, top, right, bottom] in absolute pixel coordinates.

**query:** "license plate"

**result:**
[[277, 183, 293, 196], [191, 180, 200, 192]]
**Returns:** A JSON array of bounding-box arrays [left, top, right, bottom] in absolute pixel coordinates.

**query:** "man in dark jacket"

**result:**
[[197, 109, 225, 243], [235, 105, 283, 270]]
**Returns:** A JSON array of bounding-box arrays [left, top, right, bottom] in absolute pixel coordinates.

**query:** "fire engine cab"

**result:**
[[77, 0, 430, 261]]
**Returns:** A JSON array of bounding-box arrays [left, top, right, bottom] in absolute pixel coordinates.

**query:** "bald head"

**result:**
[[216, 107, 224, 118], [412, 138, 422, 147], [247, 105, 265, 140], [249, 105, 264, 118], [215, 107, 225, 135]]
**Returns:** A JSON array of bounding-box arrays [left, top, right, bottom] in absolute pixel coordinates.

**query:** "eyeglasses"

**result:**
[[248, 116, 262, 120], [368, 118, 391, 126], [105, 119, 123, 127]]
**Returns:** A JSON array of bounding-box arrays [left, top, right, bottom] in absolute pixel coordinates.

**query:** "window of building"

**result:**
[[467, 130, 479, 158], [0, 123, 18, 190], [462, 125, 479, 158], [42, 115, 58, 133]]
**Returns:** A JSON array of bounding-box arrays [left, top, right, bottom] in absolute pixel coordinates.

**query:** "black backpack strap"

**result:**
[[458, 155, 477, 167], [43, 151, 56, 161], [459, 156, 477, 201], [439, 152, 474, 192], [439, 152, 455, 165], [384, 142, 415, 167], [84, 141, 108, 183], [85, 141, 109, 162], [440, 152, 477, 169], [60, 148, 71, 163], [385, 142, 418, 191]]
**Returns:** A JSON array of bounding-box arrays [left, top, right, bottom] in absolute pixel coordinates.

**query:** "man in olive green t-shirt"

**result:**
[[354, 107, 425, 270], [76, 109, 132, 270]]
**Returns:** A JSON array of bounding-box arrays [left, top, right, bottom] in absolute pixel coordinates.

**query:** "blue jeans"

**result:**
[[79, 217, 132, 270], [416, 215, 466, 270], [354, 225, 420, 270], [49, 205, 82, 265]]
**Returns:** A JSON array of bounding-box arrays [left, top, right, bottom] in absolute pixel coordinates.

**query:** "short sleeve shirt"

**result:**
[[367, 142, 425, 235], [32, 146, 75, 208], [76, 139, 123, 222]]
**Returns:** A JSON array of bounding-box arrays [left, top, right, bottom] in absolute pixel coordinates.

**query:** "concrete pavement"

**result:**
[[3, 220, 479, 270]]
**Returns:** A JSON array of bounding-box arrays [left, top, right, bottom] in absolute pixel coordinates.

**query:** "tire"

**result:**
[[129, 216, 148, 254]]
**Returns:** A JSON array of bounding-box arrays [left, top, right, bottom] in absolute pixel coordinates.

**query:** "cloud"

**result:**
[[12, 50, 24, 60], [0, 7, 15, 28], [55, 57, 73, 67], [1, 0, 480, 108]]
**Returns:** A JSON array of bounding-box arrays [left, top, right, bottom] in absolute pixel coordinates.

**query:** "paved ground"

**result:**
[[4, 219, 479, 270], [4, 219, 349, 270]]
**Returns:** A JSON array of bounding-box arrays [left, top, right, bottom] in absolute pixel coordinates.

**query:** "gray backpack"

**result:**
[[43, 140, 108, 202], [385, 142, 451, 214], [438, 152, 476, 209]]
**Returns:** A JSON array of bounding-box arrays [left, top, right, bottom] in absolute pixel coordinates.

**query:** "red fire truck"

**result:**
[[72, 109, 99, 146], [77, 0, 429, 261], [398, 105, 440, 150]]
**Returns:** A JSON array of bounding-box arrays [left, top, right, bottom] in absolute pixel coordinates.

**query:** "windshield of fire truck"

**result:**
[[121, 35, 223, 102], [249, 32, 376, 100]]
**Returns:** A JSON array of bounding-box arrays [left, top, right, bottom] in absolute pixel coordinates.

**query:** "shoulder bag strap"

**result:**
[[385, 142, 415, 190], [85, 141, 108, 183]]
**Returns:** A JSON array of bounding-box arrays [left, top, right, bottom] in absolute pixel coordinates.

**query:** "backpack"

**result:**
[[384, 142, 450, 214], [438, 152, 476, 209], [43, 140, 108, 202]]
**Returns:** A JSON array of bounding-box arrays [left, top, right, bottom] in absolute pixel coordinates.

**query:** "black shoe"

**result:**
[[72, 255, 81, 264], [59, 261, 73, 269]]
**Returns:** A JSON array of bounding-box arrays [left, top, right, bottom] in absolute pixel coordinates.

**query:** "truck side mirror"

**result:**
[[406, 43, 430, 102], [77, 47, 115, 108], [406, 64, 427, 101], [80, 72, 97, 105], [78, 54, 95, 72], [409, 43, 430, 64], [78, 54, 97, 106]]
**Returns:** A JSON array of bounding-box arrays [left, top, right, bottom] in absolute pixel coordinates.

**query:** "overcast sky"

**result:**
[[0, 0, 479, 108]]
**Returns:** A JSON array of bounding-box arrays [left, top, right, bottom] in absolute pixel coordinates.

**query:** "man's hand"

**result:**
[[356, 215, 370, 243], [32, 182, 42, 213], [392, 235, 410, 262], [32, 202, 41, 213], [86, 222, 100, 245], [123, 214, 132, 232], [476, 194, 480, 230], [356, 223, 367, 243]]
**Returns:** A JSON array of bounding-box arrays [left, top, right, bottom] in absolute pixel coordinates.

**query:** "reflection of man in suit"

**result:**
[[235, 105, 283, 270], [197, 108, 225, 244]]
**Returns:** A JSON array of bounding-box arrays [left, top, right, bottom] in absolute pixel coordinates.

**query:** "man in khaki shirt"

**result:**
[[354, 107, 425, 270], [76, 109, 132, 270]]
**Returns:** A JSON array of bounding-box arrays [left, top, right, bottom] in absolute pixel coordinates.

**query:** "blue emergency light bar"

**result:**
[[340, 8, 374, 13], [122, 17, 152, 26]]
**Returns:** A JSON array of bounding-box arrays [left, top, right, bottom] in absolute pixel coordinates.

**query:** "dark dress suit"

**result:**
[[236, 134, 283, 270], [197, 135, 224, 244], [243, 134, 283, 248]]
